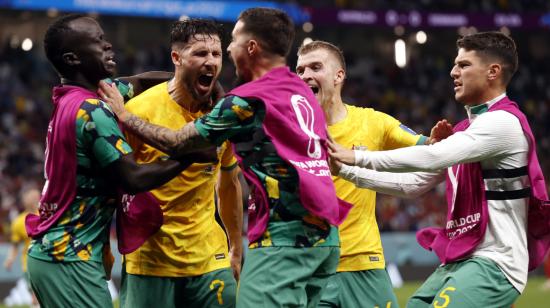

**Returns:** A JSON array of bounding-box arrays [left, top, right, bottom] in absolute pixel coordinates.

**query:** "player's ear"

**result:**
[[247, 39, 259, 56], [171, 50, 181, 66], [334, 68, 345, 85], [62, 52, 80, 66], [487, 63, 501, 81]]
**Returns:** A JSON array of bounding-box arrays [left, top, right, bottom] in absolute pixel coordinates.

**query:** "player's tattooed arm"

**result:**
[[98, 80, 211, 157]]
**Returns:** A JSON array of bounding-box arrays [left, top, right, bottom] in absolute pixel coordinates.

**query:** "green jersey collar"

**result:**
[[465, 93, 506, 120]]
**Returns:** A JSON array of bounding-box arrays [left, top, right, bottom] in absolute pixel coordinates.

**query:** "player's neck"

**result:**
[[250, 56, 286, 81], [61, 75, 97, 92], [168, 78, 202, 113], [324, 95, 347, 126]]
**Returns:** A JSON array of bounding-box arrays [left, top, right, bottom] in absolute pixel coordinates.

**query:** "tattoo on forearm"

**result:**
[[123, 113, 208, 156]]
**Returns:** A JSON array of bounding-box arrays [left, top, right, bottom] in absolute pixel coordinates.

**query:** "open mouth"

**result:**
[[106, 55, 116, 67], [198, 73, 214, 88], [309, 85, 319, 94]]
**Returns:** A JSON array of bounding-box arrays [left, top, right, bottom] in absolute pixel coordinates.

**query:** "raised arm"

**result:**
[[98, 80, 211, 157], [331, 111, 522, 173], [338, 165, 445, 199]]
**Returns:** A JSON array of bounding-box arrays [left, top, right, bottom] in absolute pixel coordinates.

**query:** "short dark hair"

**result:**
[[297, 40, 346, 72], [44, 13, 87, 74], [457, 31, 518, 85], [170, 19, 224, 49], [238, 8, 295, 57]]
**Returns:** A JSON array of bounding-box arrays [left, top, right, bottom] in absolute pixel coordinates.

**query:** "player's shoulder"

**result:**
[[78, 98, 116, 120], [347, 104, 394, 124], [346, 104, 377, 118], [211, 95, 255, 117], [476, 109, 522, 130], [12, 211, 27, 229], [221, 95, 253, 107], [126, 82, 168, 112]]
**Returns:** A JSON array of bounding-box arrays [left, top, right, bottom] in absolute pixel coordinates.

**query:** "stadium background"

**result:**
[[0, 0, 549, 306]]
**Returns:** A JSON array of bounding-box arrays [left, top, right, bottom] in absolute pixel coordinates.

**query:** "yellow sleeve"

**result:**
[[10, 214, 27, 243], [220, 141, 238, 170], [379, 111, 423, 150]]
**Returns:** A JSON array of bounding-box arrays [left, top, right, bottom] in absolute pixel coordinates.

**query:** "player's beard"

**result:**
[[184, 75, 211, 107]]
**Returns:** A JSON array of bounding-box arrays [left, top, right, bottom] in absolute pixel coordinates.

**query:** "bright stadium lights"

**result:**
[[21, 38, 33, 51], [394, 39, 407, 68], [416, 31, 427, 44], [302, 22, 314, 33], [302, 37, 313, 46]]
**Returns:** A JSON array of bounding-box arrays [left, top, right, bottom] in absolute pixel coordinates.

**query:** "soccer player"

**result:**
[[329, 31, 550, 307], [296, 40, 444, 308], [27, 14, 213, 308], [119, 19, 242, 308], [99, 8, 350, 307], [3, 188, 40, 306]]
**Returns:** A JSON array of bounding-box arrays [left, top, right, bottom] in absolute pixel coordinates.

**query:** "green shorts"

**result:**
[[319, 269, 399, 308], [408, 257, 519, 308], [120, 267, 236, 308], [237, 246, 340, 308], [27, 256, 112, 308]]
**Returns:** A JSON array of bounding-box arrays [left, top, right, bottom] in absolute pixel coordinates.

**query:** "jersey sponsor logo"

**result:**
[[290, 94, 322, 159], [399, 124, 418, 135], [369, 256, 380, 262], [214, 253, 226, 260]]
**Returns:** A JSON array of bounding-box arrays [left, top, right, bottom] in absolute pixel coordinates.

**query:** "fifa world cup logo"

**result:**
[[291, 95, 321, 159]]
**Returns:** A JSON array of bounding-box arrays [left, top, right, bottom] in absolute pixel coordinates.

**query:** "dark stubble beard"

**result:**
[[184, 75, 211, 108]]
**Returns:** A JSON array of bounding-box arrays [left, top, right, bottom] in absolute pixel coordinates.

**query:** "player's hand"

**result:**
[[327, 139, 355, 165], [428, 119, 453, 145], [102, 243, 115, 280], [98, 80, 129, 121], [229, 245, 242, 281], [328, 154, 343, 175]]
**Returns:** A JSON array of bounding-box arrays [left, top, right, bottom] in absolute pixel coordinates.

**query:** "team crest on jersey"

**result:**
[[201, 146, 223, 174], [203, 165, 215, 174]]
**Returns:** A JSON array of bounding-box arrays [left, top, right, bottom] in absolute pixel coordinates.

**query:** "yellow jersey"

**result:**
[[328, 104, 423, 272], [123, 82, 237, 277], [11, 211, 30, 272]]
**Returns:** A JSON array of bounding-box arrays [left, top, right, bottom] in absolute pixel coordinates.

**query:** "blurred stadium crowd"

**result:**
[[299, 0, 550, 12], [1, 1, 549, 239]]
